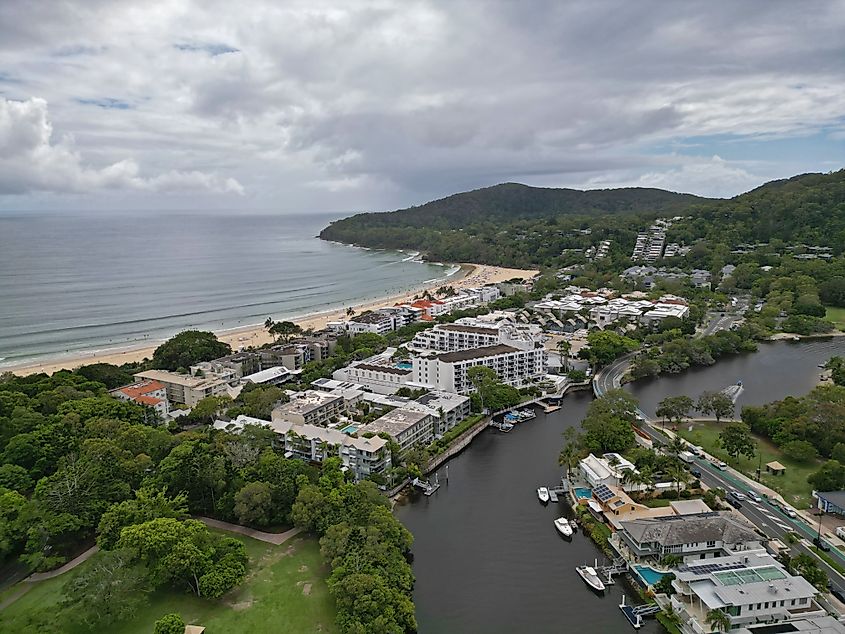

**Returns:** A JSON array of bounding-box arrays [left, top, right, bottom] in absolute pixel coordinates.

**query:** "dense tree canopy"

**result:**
[[151, 330, 232, 371]]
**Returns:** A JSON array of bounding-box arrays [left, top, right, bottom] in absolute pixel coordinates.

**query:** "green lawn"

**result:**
[[825, 306, 845, 331], [0, 534, 336, 634], [677, 421, 821, 508]]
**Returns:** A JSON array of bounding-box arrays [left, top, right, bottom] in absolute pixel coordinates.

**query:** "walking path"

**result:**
[[197, 517, 302, 545], [0, 585, 31, 610], [25, 545, 99, 583]]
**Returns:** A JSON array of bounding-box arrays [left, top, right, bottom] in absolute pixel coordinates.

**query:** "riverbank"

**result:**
[[7, 263, 537, 376]]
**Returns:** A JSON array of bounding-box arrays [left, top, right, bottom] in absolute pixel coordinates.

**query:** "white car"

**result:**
[[747, 490, 762, 502]]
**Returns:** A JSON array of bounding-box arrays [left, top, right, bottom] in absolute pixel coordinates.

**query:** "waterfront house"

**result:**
[[617, 512, 761, 564], [669, 550, 826, 633], [579, 453, 639, 491]]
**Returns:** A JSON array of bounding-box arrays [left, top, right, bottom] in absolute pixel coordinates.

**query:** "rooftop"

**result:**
[[361, 407, 431, 438], [620, 511, 760, 547], [273, 390, 342, 418], [436, 344, 520, 363], [134, 369, 228, 389], [438, 323, 500, 335]]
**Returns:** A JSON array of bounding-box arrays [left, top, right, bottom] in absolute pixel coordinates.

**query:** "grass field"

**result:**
[[0, 533, 336, 634], [825, 306, 845, 331], [677, 421, 821, 508]]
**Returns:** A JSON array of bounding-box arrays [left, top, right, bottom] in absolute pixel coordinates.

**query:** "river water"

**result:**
[[395, 337, 845, 634]]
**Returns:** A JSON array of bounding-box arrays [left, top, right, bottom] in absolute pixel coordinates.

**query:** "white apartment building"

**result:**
[[133, 369, 234, 407], [410, 318, 542, 353], [333, 348, 414, 394], [412, 343, 546, 395], [272, 390, 345, 426], [214, 415, 390, 481]]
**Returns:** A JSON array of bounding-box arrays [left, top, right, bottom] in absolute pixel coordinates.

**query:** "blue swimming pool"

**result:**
[[574, 487, 593, 500], [396, 361, 413, 369], [634, 565, 668, 586], [340, 424, 359, 434]]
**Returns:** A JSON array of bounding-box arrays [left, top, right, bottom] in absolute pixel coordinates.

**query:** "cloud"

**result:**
[[0, 1, 843, 210], [0, 97, 243, 196]]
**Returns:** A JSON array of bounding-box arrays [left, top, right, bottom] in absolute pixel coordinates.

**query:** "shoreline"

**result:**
[[6, 263, 537, 377]]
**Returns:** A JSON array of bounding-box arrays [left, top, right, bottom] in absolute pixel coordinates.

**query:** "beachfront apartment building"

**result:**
[[133, 369, 234, 407], [272, 390, 345, 426], [214, 415, 390, 481], [669, 551, 827, 634], [411, 343, 546, 395], [410, 318, 542, 354], [360, 407, 436, 453], [110, 380, 170, 416], [617, 512, 762, 564]]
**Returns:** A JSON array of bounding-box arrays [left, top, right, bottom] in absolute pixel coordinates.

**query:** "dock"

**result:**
[[411, 476, 441, 496], [548, 490, 558, 503], [619, 595, 661, 629], [595, 558, 629, 585]]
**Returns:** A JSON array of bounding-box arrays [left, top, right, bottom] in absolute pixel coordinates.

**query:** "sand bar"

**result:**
[[7, 263, 537, 377]]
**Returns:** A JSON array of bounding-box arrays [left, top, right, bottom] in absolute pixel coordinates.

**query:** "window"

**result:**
[[706, 540, 716, 548]]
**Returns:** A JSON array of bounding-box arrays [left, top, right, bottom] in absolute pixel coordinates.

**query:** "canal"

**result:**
[[395, 337, 845, 633]]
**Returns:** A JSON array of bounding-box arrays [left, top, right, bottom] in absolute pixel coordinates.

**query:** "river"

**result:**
[[395, 337, 845, 634]]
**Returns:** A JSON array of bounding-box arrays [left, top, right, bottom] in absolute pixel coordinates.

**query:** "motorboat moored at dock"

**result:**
[[576, 565, 606, 592], [554, 517, 573, 538], [537, 487, 550, 503]]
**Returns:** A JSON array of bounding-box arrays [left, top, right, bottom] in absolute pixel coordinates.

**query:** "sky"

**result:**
[[1, 0, 844, 213]]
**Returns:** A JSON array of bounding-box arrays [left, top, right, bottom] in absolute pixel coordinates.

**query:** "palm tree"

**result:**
[[346, 306, 356, 317], [705, 608, 731, 632], [557, 339, 572, 373], [558, 427, 581, 480], [667, 435, 687, 458], [668, 463, 692, 497]]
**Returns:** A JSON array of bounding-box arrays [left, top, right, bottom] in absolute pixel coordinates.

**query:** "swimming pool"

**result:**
[[634, 565, 668, 586], [396, 361, 413, 369], [574, 487, 593, 500], [340, 424, 359, 434]]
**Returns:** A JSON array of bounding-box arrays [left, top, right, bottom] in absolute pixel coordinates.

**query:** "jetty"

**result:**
[[595, 558, 629, 585], [412, 476, 441, 496], [619, 595, 661, 629]]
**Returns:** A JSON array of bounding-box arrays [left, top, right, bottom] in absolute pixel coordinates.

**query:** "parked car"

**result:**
[[814, 537, 832, 552], [716, 461, 728, 471], [690, 469, 702, 478], [747, 490, 762, 502], [781, 506, 797, 519]]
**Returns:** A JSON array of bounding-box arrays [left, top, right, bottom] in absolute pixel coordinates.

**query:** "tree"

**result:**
[[820, 277, 845, 307], [578, 330, 638, 368], [234, 481, 274, 526], [557, 339, 572, 372], [705, 608, 731, 632], [558, 427, 582, 479], [781, 439, 818, 463], [188, 395, 232, 424], [154, 613, 186, 634], [580, 390, 638, 454], [697, 391, 735, 422], [467, 366, 497, 412], [719, 422, 756, 462], [656, 395, 694, 428], [667, 462, 692, 497], [151, 330, 231, 371], [788, 553, 828, 591], [74, 363, 134, 390], [97, 487, 189, 550], [60, 548, 149, 629], [808, 460, 845, 492], [268, 320, 302, 343]]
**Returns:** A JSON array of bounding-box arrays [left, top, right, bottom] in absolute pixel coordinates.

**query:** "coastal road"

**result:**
[[592, 359, 845, 598]]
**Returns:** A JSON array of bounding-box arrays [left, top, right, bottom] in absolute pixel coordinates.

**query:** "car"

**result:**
[[814, 537, 832, 552], [781, 506, 797, 519], [728, 498, 743, 509], [716, 461, 728, 471], [831, 588, 845, 604], [691, 469, 702, 478], [747, 490, 762, 502], [729, 490, 747, 501]]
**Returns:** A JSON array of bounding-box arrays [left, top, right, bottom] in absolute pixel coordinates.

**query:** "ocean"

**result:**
[[0, 211, 454, 369]]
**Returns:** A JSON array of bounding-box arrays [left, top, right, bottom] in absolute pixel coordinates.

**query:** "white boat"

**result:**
[[554, 517, 573, 537], [576, 565, 606, 592], [537, 487, 550, 503]]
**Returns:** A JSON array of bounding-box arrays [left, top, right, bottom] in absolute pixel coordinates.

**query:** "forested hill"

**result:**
[[320, 183, 706, 237], [676, 170, 845, 248], [318, 170, 845, 268]]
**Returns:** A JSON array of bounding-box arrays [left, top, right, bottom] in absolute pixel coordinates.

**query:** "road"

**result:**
[[593, 358, 845, 600], [701, 296, 750, 337]]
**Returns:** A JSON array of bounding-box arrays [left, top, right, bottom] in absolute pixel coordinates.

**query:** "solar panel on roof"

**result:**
[[593, 484, 614, 502]]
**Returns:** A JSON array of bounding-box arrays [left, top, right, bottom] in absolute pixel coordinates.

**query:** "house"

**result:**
[[360, 407, 436, 453], [815, 491, 845, 516], [110, 380, 169, 416], [272, 390, 345, 426], [241, 365, 292, 386], [618, 511, 761, 564], [579, 453, 638, 491], [670, 550, 827, 633], [766, 461, 786, 476]]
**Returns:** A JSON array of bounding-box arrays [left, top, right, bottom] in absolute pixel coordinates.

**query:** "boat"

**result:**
[[576, 565, 606, 592], [554, 517, 573, 537], [569, 519, 578, 532], [537, 487, 550, 503], [517, 408, 536, 421]]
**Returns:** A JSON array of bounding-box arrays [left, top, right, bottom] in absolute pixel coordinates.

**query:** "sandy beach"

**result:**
[[7, 263, 537, 377]]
